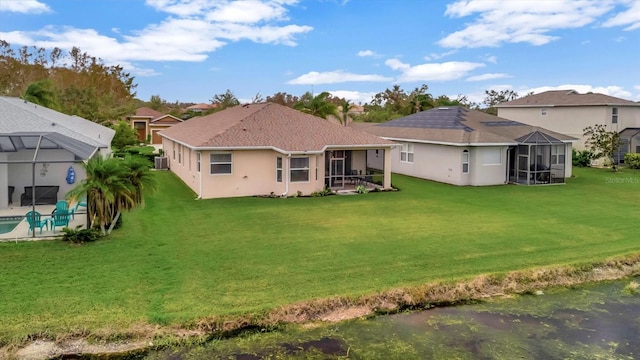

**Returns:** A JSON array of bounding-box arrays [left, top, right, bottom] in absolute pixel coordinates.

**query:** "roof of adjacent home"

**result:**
[[495, 90, 640, 107], [132, 107, 164, 118], [0, 96, 114, 148], [159, 102, 396, 152], [353, 106, 576, 145]]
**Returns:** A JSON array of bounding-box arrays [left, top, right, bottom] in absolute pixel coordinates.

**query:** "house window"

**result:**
[[276, 156, 283, 182], [400, 143, 414, 163], [551, 145, 565, 165], [210, 152, 232, 174], [290, 156, 309, 182], [541, 109, 547, 116], [462, 150, 469, 174], [612, 108, 618, 124], [197, 152, 201, 172]]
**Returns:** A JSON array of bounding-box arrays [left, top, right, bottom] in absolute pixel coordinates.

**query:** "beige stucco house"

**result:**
[[127, 107, 183, 145], [356, 107, 575, 186], [159, 102, 396, 199], [495, 90, 640, 162]]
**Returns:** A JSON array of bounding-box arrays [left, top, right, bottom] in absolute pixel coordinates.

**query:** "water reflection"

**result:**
[[148, 278, 640, 359]]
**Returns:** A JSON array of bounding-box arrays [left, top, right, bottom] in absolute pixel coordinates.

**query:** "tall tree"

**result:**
[[266, 92, 299, 107], [337, 99, 357, 126], [482, 89, 519, 115], [111, 121, 139, 152], [211, 89, 240, 110], [148, 95, 166, 111], [293, 91, 338, 119], [22, 79, 60, 110]]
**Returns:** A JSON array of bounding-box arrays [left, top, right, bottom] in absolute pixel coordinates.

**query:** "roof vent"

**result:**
[[242, 103, 250, 108]]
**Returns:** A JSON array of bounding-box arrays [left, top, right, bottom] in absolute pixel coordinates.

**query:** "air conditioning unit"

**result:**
[[154, 156, 168, 170]]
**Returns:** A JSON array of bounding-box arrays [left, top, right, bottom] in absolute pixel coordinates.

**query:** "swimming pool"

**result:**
[[0, 217, 22, 235]]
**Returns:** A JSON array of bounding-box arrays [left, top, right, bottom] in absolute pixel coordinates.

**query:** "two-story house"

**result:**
[[496, 90, 640, 162]]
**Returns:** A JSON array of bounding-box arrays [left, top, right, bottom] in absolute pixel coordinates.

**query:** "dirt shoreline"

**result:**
[[4, 253, 640, 360]]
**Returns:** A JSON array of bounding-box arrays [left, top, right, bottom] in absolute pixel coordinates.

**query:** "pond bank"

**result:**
[[5, 253, 640, 359]]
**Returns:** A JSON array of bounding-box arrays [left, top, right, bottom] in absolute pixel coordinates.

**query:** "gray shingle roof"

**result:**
[[0, 96, 114, 148], [354, 107, 575, 145]]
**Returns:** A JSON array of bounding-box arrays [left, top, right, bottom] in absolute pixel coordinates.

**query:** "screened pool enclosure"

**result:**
[[508, 131, 567, 185]]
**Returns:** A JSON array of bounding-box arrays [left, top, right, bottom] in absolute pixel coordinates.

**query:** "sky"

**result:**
[[1, 0, 639, 105]]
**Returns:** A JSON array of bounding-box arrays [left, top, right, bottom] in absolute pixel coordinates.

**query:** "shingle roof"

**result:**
[[495, 90, 640, 107], [159, 102, 395, 152], [133, 107, 164, 118], [354, 107, 575, 145], [0, 96, 114, 148]]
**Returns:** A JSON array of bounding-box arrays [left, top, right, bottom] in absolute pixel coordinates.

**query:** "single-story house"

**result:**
[[0, 96, 114, 210], [159, 102, 396, 199], [127, 107, 183, 145], [355, 106, 576, 186], [495, 90, 640, 163], [185, 103, 217, 113]]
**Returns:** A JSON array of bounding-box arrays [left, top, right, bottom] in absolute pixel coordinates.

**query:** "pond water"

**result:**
[[145, 278, 640, 359]]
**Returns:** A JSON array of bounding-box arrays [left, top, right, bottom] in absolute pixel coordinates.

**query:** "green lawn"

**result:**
[[1, 167, 639, 343]]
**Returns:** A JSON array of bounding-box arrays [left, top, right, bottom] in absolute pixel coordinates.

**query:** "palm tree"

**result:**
[[338, 99, 357, 126], [67, 155, 151, 235], [121, 155, 157, 207], [293, 91, 338, 119]]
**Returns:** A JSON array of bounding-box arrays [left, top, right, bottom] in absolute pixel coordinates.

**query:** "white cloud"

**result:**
[[439, 0, 616, 48], [328, 90, 377, 104], [423, 50, 457, 61], [357, 50, 378, 57], [466, 73, 511, 82], [482, 54, 497, 64], [602, 1, 640, 30], [287, 70, 392, 85], [0, 0, 312, 69], [384, 59, 485, 82], [0, 0, 50, 13], [525, 84, 633, 99]]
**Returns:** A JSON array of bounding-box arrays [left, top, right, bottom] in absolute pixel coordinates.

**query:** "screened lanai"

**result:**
[[508, 131, 567, 185]]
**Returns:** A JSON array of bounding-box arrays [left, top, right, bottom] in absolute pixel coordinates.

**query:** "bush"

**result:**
[[572, 149, 592, 167], [355, 185, 368, 194], [624, 153, 640, 169], [310, 186, 334, 197], [61, 225, 101, 243]]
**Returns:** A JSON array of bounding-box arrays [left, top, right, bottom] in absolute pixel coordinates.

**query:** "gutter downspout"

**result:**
[[282, 154, 291, 197], [198, 151, 203, 199]]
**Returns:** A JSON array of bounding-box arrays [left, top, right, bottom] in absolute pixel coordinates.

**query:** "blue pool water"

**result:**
[[0, 218, 21, 234]]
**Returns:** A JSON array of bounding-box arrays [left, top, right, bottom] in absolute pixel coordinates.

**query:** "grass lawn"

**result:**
[[1, 167, 639, 343]]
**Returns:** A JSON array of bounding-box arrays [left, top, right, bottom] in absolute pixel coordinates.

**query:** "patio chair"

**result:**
[[25, 211, 48, 235], [74, 197, 87, 212], [55, 200, 75, 220], [50, 209, 71, 232]]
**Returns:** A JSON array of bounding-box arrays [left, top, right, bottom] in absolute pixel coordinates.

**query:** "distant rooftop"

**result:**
[[496, 90, 639, 107]]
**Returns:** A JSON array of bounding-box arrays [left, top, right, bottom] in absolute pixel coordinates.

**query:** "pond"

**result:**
[[145, 278, 640, 359]]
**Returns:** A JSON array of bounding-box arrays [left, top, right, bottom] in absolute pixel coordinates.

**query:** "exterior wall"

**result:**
[[163, 138, 329, 199], [469, 146, 509, 186], [0, 153, 7, 209], [498, 106, 640, 150]]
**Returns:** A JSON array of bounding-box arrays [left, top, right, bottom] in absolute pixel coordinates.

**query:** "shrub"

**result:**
[[61, 225, 101, 243], [310, 186, 334, 197], [355, 185, 368, 194], [572, 149, 592, 167], [623, 281, 639, 295], [624, 153, 640, 169]]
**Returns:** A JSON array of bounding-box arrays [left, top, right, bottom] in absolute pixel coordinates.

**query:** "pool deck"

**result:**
[[0, 204, 88, 241]]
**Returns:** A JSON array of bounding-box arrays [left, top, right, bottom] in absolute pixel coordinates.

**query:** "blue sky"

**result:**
[[1, 0, 639, 105]]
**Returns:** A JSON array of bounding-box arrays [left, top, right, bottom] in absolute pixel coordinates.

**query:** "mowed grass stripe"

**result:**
[[0, 167, 638, 341]]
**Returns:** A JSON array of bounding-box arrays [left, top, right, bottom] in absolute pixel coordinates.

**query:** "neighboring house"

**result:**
[[185, 103, 217, 113], [0, 96, 114, 210], [127, 107, 183, 144], [159, 102, 396, 199], [355, 106, 575, 186], [495, 90, 640, 162]]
